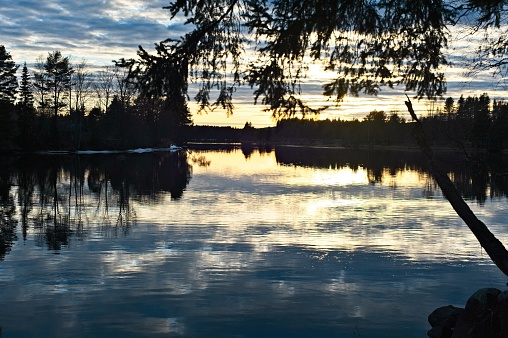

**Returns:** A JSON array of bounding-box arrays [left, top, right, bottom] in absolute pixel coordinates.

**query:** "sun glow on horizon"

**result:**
[[3, 0, 508, 128]]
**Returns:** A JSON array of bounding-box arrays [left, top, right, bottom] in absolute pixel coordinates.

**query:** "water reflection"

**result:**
[[275, 146, 429, 184], [1, 146, 508, 259], [275, 146, 508, 201], [0, 146, 507, 338], [0, 172, 16, 260], [0, 151, 191, 258]]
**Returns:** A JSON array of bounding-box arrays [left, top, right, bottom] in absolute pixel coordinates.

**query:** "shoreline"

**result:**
[[185, 140, 481, 154], [0, 139, 495, 157]]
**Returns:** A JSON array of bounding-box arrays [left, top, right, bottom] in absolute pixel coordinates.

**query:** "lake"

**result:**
[[0, 145, 507, 338]]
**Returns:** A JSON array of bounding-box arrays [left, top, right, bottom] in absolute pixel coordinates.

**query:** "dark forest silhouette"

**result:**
[[185, 93, 508, 153], [0, 47, 192, 152], [1, 43, 508, 153]]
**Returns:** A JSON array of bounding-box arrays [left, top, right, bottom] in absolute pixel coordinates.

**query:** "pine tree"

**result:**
[[0, 45, 18, 105], [0, 45, 18, 151], [17, 62, 37, 151], [44, 51, 73, 118], [19, 62, 34, 109], [39, 51, 73, 149]]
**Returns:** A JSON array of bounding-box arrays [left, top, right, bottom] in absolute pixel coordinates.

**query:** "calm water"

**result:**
[[0, 145, 507, 338]]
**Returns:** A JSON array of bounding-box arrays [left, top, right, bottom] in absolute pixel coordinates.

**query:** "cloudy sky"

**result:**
[[1, 0, 184, 65], [2, 0, 508, 127]]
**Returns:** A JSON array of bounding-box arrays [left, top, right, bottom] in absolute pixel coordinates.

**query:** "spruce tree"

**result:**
[[0, 45, 18, 151], [19, 62, 34, 109], [0, 45, 18, 105], [17, 62, 37, 151]]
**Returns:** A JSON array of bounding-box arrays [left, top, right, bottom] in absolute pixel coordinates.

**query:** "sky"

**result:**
[[2, 0, 508, 127]]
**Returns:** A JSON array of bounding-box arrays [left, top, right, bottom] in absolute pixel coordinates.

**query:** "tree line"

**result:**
[[265, 94, 508, 151], [0, 46, 192, 152], [3, 42, 508, 153], [185, 93, 508, 152]]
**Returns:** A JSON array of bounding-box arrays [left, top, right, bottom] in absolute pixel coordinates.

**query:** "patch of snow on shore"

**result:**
[[44, 146, 183, 155]]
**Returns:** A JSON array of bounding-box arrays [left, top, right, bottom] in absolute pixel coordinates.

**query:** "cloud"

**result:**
[[0, 0, 188, 65]]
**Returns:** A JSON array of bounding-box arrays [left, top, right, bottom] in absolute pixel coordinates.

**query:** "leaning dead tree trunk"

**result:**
[[405, 97, 508, 278]]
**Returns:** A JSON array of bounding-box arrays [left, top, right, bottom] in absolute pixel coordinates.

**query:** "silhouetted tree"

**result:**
[[0, 45, 18, 105], [119, 37, 192, 144], [72, 59, 91, 112], [41, 51, 73, 147], [18, 62, 34, 109], [158, 93, 193, 142], [471, 93, 491, 148], [444, 97, 455, 115], [69, 59, 91, 148], [364, 110, 387, 123], [33, 55, 49, 114], [113, 65, 136, 108], [44, 51, 73, 118], [452, 93, 492, 148], [17, 62, 37, 150], [364, 110, 387, 144], [490, 100, 508, 150], [102, 96, 126, 148], [0, 45, 18, 151], [121, 0, 452, 120]]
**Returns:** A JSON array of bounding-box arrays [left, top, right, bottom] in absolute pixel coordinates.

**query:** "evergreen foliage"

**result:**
[[19, 62, 34, 109], [124, 0, 448, 118], [120, 0, 508, 121], [0, 46, 18, 151], [17, 62, 37, 151], [0, 45, 18, 105], [44, 51, 73, 118]]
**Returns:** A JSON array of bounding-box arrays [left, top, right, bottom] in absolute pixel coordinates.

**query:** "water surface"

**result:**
[[0, 146, 507, 337]]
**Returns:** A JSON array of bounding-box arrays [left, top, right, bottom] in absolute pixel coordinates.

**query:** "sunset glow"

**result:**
[[2, 1, 508, 127]]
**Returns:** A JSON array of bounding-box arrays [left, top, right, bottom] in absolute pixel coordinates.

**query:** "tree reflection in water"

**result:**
[[0, 151, 191, 258], [274, 146, 508, 203], [0, 170, 17, 260], [2, 146, 508, 259]]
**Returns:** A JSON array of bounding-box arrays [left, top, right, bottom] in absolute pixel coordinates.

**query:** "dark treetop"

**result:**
[[121, 0, 507, 120]]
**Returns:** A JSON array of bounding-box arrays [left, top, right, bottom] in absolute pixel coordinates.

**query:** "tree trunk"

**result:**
[[405, 97, 508, 278]]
